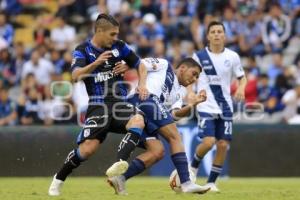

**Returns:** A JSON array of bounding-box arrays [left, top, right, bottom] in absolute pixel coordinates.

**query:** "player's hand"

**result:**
[[94, 51, 112, 66], [113, 62, 129, 75], [136, 85, 149, 100], [187, 89, 207, 106], [234, 87, 245, 101]]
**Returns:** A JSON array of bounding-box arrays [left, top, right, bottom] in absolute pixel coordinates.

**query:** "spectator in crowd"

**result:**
[[262, 2, 291, 53], [0, 11, 14, 46], [137, 13, 165, 57], [56, 0, 87, 24], [245, 56, 261, 77], [138, 0, 161, 19], [0, 86, 17, 126], [12, 42, 29, 84], [238, 8, 265, 56], [33, 17, 51, 46], [222, 6, 240, 52], [282, 83, 300, 123], [267, 53, 284, 86], [0, 48, 16, 86], [21, 49, 54, 88], [50, 16, 76, 52], [19, 86, 42, 125]]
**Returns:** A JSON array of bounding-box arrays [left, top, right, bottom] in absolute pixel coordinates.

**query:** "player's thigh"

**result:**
[[215, 116, 233, 141], [77, 105, 112, 144], [110, 102, 144, 133], [157, 122, 181, 142], [197, 112, 217, 138]]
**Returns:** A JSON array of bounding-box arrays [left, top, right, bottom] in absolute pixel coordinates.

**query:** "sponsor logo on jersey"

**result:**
[[89, 52, 96, 58], [207, 75, 221, 84], [203, 60, 209, 64], [202, 65, 213, 70], [104, 60, 112, 68], [112, 49, 119, 57], [94, 71, 114, 83]]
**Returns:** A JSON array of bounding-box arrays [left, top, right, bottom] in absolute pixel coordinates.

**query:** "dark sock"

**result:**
[[191, 153, 203, 169], [56, 149, 86, 181], [207, 164, 222, 183], [123, 158, 146, 180], [117, 128, 143, 161], [171, 152, 190, 184]]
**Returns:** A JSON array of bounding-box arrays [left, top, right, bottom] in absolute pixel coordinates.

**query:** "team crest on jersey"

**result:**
[[83, 129, 90, 137], [112, 49, 119, 57], [224, 60, 231, 67]]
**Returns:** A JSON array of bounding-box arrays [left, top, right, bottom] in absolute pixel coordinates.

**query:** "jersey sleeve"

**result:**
[[232, 53, 245, 78], [142, 58, 168, 72], [118, 40, 141, 69], [71, 46, 87, 72]]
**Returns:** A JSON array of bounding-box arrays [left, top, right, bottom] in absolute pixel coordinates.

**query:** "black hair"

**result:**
[[176, 57, 202, 72], [206, 21, 226, 35], [95, 13, 119, 32]]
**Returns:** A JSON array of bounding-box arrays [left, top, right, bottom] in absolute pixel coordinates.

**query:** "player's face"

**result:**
[[97, 27, 119, 48], [181, 66, 200, 87], [207, 25, 226, 46]]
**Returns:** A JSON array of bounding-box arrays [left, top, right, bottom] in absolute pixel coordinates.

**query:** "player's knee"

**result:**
[[153, 148, 165, 161], [126, 114, 145, 130], [79, 140, 99, 158], [202, 137, 216, 149], [216, 140, 229, 150]]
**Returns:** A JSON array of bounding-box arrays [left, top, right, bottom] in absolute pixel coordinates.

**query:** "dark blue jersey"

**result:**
[[71, 40, 141, 103]]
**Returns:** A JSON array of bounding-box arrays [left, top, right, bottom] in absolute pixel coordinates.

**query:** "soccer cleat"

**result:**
[[106, 160, 129, 177], [107, 175, 128, 195], [48, 175, 64, 196], [205, 182, 220, 192], [181, 181, 210, 194]]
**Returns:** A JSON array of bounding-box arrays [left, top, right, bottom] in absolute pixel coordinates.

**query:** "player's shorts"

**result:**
[[127, 94, 174, 134], [197, 112, 233, 141], [76, 101, 139, 144]]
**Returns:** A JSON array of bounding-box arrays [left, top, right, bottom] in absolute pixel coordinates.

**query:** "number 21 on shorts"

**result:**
[[224, 121, 232, 135]]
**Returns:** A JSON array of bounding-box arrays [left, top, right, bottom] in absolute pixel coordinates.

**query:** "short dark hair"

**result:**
[[176, 57, 202, 72], [95, 13, 119, 32], [206, 21, 225, 35]]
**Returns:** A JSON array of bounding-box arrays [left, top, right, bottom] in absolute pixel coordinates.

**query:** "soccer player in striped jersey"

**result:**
[[190, 21, 247, 192], [107, 57, 209, 195]]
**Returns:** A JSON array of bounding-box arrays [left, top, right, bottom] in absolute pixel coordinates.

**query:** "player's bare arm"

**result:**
[[136, 62, 149, 100], [72, 51, 112, 81], [234, 76, 247, 101], [172, 90, 207, 119]]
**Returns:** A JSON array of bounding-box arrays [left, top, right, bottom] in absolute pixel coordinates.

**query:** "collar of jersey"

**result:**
[[87, 40, 106, 52]]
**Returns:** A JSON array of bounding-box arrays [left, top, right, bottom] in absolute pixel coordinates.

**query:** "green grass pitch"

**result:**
[[0, 177, 300, 200]]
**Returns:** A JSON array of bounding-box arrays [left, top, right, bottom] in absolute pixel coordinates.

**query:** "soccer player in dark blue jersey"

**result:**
[[48, 13, 149, 196]]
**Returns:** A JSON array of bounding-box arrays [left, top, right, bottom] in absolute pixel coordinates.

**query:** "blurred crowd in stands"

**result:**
[[0, 0, 300, 126]]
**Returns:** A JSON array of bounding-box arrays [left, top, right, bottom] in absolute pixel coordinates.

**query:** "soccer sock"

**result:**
[[123, 158, 146, 180], [171, 152, 190, 184], [117, 128, 143, 161], [207, 164, 222, 183], [191, 153, 203, 169], [56, 149, 86, 181]]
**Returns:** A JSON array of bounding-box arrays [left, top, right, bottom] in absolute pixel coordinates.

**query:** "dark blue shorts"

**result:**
[[127, 94, 174, 134], [197, 112, 233, 141]]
